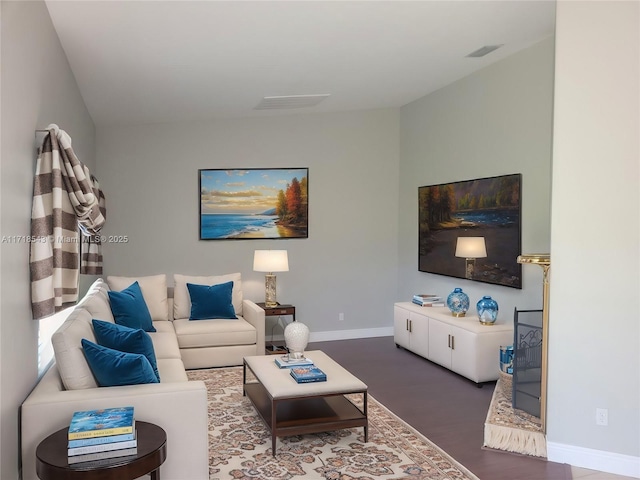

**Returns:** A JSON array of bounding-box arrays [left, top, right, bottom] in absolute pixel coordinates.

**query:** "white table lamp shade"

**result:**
[[455, 237, 487, 258], [253, 250, 289, 273]]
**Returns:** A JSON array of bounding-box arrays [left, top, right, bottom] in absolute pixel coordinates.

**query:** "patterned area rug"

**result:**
[[483, 373, 547, 458], [187, 367, 479, 480]]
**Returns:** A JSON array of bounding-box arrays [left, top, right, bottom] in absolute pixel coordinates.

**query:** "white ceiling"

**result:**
[[45, 1, 556, 127]]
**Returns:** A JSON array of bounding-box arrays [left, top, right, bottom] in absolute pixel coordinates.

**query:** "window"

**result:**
[[37, 307, 72, 376]]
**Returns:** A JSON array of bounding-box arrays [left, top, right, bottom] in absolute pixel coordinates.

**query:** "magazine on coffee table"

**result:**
[[274, 355, 314, 368]]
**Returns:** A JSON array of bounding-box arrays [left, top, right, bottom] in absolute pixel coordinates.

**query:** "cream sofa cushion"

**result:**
[[173, 273, 242, 319], [156, 359, 189, 382], [152, 321, 176, 334], [107, 274, 169, 321], [148, 331, 181, 360], [173, 317, 256, 348], [78, 278, 114, 323], [52, 308, 98, 390]]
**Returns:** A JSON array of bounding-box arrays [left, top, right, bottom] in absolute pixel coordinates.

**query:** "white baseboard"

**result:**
[[270, 327, 393, 343], [547, 441, 640, 478], [309, 327, 394, 343]]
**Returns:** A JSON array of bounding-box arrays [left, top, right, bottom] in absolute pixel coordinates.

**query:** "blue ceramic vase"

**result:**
[[476, 295, 499, 325], [446, 288, 470, 317]]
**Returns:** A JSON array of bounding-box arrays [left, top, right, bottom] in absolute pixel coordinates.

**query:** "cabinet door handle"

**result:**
[[409, 320, 412, 333], [451, 335, 455, 350], [406, 318, 409, 331], [448, 334, 451, 348]]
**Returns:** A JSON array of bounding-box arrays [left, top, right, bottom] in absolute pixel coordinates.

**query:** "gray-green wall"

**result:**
[[0, 2, 95, 478], [96, 111, 400, 339], [398, 38, 555, 320], [547, 1, 639, 473]]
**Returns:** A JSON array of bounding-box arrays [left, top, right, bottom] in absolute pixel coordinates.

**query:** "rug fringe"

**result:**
[[483, 378, 547, 458], [483, 422, 547, 457]]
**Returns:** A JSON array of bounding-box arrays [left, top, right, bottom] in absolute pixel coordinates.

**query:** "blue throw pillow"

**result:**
[[108, 281, 156, 332], [187, 281, 237, 320], [81, 339, 159, 387], [92, 320, 160, 382]]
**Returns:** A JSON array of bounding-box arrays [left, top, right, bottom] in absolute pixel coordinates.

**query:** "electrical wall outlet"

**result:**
[[596, 408, 608, 426], [339, 313, 344, 321]]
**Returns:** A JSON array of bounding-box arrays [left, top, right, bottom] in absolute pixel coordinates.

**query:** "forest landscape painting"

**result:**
[[199, 168, 308, 240], [418, 174, 522, 288]]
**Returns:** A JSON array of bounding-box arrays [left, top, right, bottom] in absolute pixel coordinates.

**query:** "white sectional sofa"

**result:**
[[21, 273, 265, 480]]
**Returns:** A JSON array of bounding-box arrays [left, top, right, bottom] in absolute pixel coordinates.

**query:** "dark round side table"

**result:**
[[36, 420, 167, 480]]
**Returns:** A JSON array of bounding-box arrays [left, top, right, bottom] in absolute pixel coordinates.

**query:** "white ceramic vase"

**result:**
[[284, 322, 310, 359]]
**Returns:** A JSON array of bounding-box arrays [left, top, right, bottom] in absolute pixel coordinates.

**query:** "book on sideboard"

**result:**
[[68, 433, 137, 456], [412, 298, 445, 307], [290, 366, 327, 383], [413, 294, 440, 301], [68, 406, 135, 440], [67, 447, 138, 465], [68, 431, 136, 448]]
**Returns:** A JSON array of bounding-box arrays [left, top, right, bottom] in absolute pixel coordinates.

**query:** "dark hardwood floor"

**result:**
[[308, 336, 572, 480]]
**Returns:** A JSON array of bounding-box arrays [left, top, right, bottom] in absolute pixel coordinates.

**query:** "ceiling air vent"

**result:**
[[254, 94, 330, 110], [466, 45, 503, 58]]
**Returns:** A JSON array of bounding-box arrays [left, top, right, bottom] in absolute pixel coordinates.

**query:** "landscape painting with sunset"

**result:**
[[199, 168, 308, 240]]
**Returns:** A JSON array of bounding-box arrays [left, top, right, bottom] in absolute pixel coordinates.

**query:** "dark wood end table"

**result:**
[[257, 303, 297, 354], [257, 302, 296, 321], [36, 420, 167, 480]]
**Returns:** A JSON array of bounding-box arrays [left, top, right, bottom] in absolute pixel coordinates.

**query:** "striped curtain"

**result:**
[[30, 125, 106, 319], [80, 175, 106, 275]]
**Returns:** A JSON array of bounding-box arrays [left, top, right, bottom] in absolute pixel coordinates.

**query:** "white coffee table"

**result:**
[[243, 350, 368, 455]]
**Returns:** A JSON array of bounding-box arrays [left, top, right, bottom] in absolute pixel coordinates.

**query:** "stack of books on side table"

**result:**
[[67, 406, 137, 466], [412, 294, 445, 307]]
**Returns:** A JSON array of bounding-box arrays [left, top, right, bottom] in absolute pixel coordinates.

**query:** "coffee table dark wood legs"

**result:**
[[271, 400, 278, 454], [243, 359, 368, 456], [36, 421, 167, 480], [363, 391, 368, 442]]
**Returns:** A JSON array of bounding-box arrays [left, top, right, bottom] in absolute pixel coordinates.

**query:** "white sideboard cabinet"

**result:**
[[394, 302, 513, 384], [393, 306, 429, 358]]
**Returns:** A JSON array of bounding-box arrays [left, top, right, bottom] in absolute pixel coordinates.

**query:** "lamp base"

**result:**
[[465, 258, 476, 280], [264, 274, 277, 307]]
